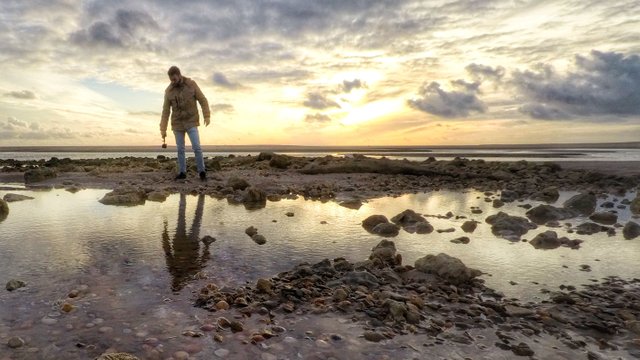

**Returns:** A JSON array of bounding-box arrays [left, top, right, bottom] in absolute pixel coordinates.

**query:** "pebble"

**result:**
[[283, 336, 297, 344], [216, 300, 230, 310], [315, 339, 330, 348], [261, 353, 277, 360], [41, 318, 58, 325], [214, 348, 230, 357], [200, 324, 216, 332], [99, 327, 114, 334], [174, 350, 190, 360], [61, 303, 74, 313], [230, 321, 244, 333], [7, 336, 25, 348], [363, 331, 386, 342], [85, 323, 95, 328], [68, 290, 80, 298], [217, 317, 231, 328]]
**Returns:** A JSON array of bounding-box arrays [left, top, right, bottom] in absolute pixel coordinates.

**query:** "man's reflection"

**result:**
[[162, 193, 210, 291]]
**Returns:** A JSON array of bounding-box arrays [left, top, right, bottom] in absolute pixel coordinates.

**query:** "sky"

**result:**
[[0, 0, 639, 146]]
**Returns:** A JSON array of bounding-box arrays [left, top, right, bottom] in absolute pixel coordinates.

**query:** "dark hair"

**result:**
[[167, 66, 181, 76]]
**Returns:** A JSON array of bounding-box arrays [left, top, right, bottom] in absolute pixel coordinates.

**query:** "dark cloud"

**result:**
[[342, 79, 365, 93], [304, 113, 332, 123], [4, 90, 36, 99], [212, 72, 242, 89], [115, 9, 159, 35], [512, 50, 640, 118], [70, 21, 123, 47], [303, 92, 340, 110], [465, 63, 505, 82], [210, 103, 235, 114], [408, 81, 486, 118], [69, 8, 160, 49]]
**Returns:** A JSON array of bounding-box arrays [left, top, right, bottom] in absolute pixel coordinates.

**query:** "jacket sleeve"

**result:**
[[160, 91, 170, 132], [193, 81, 210, 119]]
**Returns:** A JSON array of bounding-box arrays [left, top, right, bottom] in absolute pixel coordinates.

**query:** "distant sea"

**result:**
[[0, 143, 639, 163]]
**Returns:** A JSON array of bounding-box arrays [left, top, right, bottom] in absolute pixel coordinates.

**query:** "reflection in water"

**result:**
[[162, 194, 210, 291]]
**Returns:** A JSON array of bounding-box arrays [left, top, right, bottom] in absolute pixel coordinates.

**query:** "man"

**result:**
[[160, 66, 210, 181]]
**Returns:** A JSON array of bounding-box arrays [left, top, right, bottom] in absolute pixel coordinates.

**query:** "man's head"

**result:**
[[168, 66, 182, 85]]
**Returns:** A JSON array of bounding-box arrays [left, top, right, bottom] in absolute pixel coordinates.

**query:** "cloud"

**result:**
[[210, 103, 235, 114], [408, 81, 486, 118], [69, 8, 160, 49], [465, 63, 505, 82], [212, 72, 242, 89], [512, 50, 640, 119], [303, 92, 340, 109], [128, 110, 160, 116], [0, 117, 77, 139], [304, 113, 332, 123], [342, 79, 365, 93], [4, 90, 36, 99], [7, 116, 28, 128]]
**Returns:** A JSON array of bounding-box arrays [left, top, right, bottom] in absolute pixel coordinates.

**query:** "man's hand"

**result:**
[[161, 130, 167, 138], [204, 117, 210, 127]]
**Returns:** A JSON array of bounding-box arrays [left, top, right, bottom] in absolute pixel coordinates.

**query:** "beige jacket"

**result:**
[[160, 77, 210, 132]]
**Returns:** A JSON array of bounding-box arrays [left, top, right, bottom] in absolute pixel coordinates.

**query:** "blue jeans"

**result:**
[[173, 127, 205, 174]]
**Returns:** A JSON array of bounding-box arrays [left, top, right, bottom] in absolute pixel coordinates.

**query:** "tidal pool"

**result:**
[[0, 187, 639, 359]]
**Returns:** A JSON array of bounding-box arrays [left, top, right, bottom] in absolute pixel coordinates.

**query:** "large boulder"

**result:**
[[623, 221, 640, 240], [588, 212, 618, 225], [362, 215, 389, 232], [369, 240, 400, 266], [24, 168, 57, 183], [0, 199, 8, 221], [99, 187, 146, 206], [525, 205, 576, 225], [485, 211, 537, 241], [227, 177, 250, 191], [529, 231, 582, 250], [269, 155, 291, 169], [414, 253, 481, 285], [257, 152, 275, 161], [3, 193, 34, 202], [563, 193, 597, 216], [575, 222, 607, 235], [242, 187, 267, 209]]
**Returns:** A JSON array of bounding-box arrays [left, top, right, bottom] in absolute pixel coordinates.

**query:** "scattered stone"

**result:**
[[6, 279, 25, 291], [563, 193, 597, 216], [242, 187, 267, 208], [461, 220, 478, 233], [216, 301, 230, 310], [576, 222, 606, 235], [363, 331, 386, 342], [285, 212, 294, 217], [227, 177, 250, 190], [492, 199, 504, 208], [362, 215, 389, 232], [3, 193, 34, 202], [631, 196, 640, 214], [414, 253, 481, 285], [229, 321, 244, 333], [436, 228, 455, 233], [369, 240, 400, 266], [485, 211, 537, 240], [450, 236, 470, 244], [415, 221, 434, 234], [531, 186, 559, 203], [589, 212, 618, 225], [525, 205, 576, 225], [371, 222, 400, 237], [623, 221, 640, 240], [245, 226, 258, 237], [511, 342, 534, 356], [256, 278, 273, 293], [24, 168, 57, 183], [99, 187, 146, 206], [529, 231, 582, 250], [252, 234, 267, 245], [7, 336, 25, 349], [146, 191, 168, 202], [257, 152, 275, 161], [61, 303, 74, 313], [504, 305, 535, 317], [339, 199, 363, 210], [201, 236, 216, 245], [0, 199, 8, 221]]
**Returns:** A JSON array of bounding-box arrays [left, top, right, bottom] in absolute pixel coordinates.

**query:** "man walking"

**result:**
[[160, 66, 210, 181]]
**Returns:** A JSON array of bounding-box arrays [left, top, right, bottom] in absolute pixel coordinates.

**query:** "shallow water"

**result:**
[[1, 188, 639, 358]]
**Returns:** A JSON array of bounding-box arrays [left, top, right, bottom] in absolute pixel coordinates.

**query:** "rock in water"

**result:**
[[450, 236, 470, 244], [390, 209, 426, 226], [201, 236, 216, 245], [414, 253, 481, 285], [461, 220, 478, 233], [3, 193, 34, 202], [485, 211, 537, 240], [362, 215, 389, 232], [99, 187, 146, 206], [623, 221, 640, 240], [371, 222, 400, 237], [589, 212, 618, 225], [245, 226, 258, 237], [530, 186, 559, 203], [95, 353, 140, 360], [242, 187, 267, 209], [0, 199, 8, 221], [631, 196, 640, 214], [563, 193, 596, 216], [6, 279, 26, 291], [252, 234, 267, 245], [24, 168, 57, 183], [227, 177, 250, 190], [146, 191, 168, 202], [525, 205, 576, 225], [369, 240, 398, 265], [529, 231, 573, 250], [339, 199, 363, 210]]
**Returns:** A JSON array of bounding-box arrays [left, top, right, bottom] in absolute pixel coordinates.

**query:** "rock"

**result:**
[[146, 191, 168, 202], [24, 168, 57, 183], [531, 186, 560, 203], [362, 215, 389, 232], [414, 253, 481, 285], [436, 227, 455, 233], [6, 279, 25, 291], [563, 193, 597, 216], [631, 196, 640, 214], [492, 199, 504, 208], [252, 234, 267, 245], [623, 221, 640, 240], [504, 305, 535, 317], [390, 209, 427, 226], [95, 353, 140, 360], [525, 205, 576, 225], [576, 222, 605, 235], [339, 199, 363, 210], [3, 193, 34, 202], [245, 226, 258, 237], [257, 152, 275, 161], [530, 231, 583, 250], [227, 177, 250, 190], [371, 222, 400, 237], [216, 301, 230, 310], [214, 349, 230, 358], [450, 236, 470, 244], [363, 331, 386, 342], [387, 300, 407, 322], [415, 221, 434, 234], [99, 187, 146, 206], [61, 303, 74, 313], [7, 336, 25, 349], [285, 212, 294, 217], [201, 236, 216, 245], [242, 187, 267, 208], [333, 288, 348, 302], [0, 199, 8, 221], [229, 321, 244, 332], [589, 212, 618, 225], [269, 154, 291, 169], [485, 211, 537, 240], [461, 220, 478, 233], [256, 278, 272, 293], [342, 271, 379, 288], [500, 190, 519, 203], [369, 240, 398, 265], [511, 342, 534, 356]]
